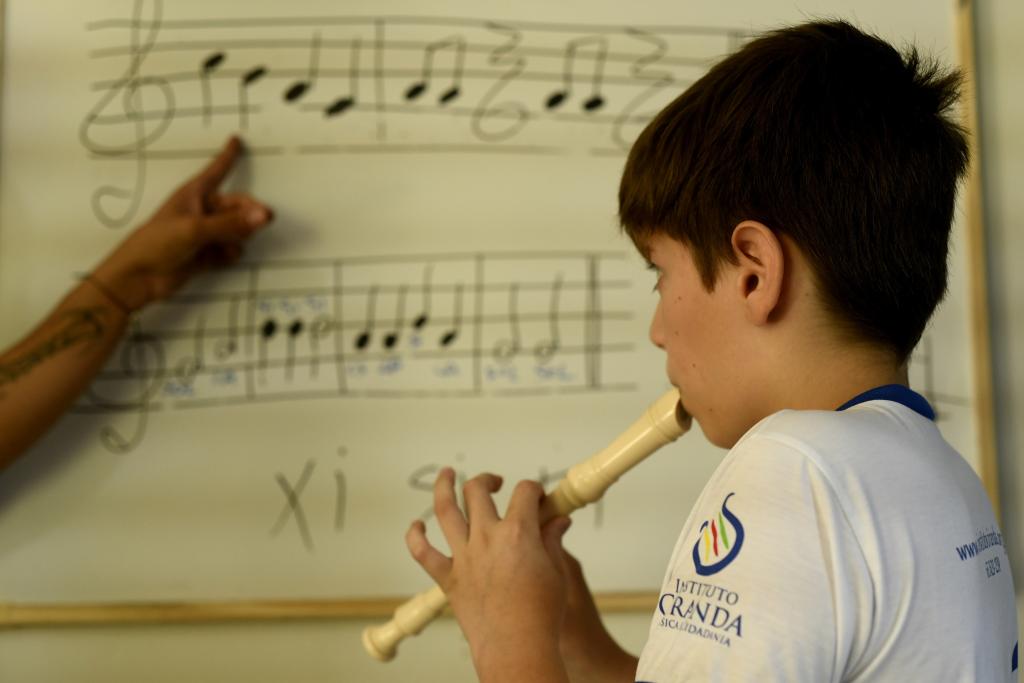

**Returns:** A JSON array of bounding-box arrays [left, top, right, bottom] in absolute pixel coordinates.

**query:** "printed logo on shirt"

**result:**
[[692, 492, 744, 576], [657, 577, 744, 647]]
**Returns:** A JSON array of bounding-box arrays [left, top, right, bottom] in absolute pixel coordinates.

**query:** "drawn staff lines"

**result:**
[[85, 15, 748, 37], [80, 3, 746, 227], [76, 251, 643, 452]]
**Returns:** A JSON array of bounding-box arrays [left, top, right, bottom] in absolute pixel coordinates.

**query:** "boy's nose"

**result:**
[[649, 312, 666, 350]]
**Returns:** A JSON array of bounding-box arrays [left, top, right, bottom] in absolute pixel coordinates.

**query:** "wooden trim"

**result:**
[[0, 592, 658, 628], [0, 0, 6, 209], [954, 0, 1001, 520]]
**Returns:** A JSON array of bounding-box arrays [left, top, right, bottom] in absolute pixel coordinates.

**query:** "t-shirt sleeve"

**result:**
[[635, 432, 872, 683]]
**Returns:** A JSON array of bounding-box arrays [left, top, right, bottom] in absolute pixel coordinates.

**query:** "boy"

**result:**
[[405, 20, 1019, 682]]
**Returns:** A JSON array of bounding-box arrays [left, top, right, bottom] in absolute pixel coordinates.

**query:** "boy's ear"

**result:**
[[729, 221, 784, 325]]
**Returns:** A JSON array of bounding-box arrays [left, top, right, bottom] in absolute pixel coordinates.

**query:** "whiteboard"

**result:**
[[0, 0, 983, 609]]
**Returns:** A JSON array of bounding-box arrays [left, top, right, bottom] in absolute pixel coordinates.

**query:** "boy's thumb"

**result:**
[[542, 516, 572, 557]]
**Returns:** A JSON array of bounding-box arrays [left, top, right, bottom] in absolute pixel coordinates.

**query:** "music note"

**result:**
[[214, 295, 241, 360], [308, 315, 332, 378], [354, 286, 378, 351], [534, 275, 563, 363], [199, 52, 226, 127], [238, 65, 268, 130], [439, 284, 464, 347], [259, 317, 277, 384], [175, 313, 207, 387], [493, 283, 520, 362], [412, 265, 433, 330], [285, 319, 304, 381], [383, 285, 408, 350], [326, 38, 361, 118], [545, 36, 608, 112], [405, 36, 467, 106], [284, 31, 321, 103]]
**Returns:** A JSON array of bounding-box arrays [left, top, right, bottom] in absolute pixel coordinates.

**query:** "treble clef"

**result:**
[[86, 321, 166, 453], [79, 0, 174, 229]]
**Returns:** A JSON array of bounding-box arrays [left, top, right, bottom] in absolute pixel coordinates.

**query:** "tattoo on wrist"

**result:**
[[0, 308, 108, 389]]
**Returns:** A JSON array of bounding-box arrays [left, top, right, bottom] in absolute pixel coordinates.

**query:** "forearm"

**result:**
[[561, 618, 638, 683], [474, 640, 570, 683], [558, 554, 640, 683], [0, 279, 128, 470]]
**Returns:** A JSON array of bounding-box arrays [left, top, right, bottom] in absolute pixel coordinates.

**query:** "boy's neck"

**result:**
[[766, 342, 909, 414]]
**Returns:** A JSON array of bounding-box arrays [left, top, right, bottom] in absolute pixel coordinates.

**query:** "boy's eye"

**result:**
[[645, 261, 662, 292]]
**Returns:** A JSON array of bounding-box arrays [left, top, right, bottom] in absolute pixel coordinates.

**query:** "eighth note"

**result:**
[[546, 36, 608, 112], [405, 36, 467, 106]]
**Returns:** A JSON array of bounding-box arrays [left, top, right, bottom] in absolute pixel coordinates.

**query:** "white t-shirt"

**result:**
[[635, 390, 1018, 682]]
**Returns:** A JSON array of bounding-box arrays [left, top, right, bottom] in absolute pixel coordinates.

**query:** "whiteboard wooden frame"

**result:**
[[0, 0, 1001, 629], [955, 0, 1001, 519], [0, 592, 655, 627]]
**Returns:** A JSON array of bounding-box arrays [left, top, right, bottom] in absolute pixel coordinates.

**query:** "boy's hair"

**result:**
[[619, 20, 968, 363]]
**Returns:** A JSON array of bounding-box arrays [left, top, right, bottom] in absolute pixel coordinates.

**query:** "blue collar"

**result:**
[[836, 384, 936, 421]]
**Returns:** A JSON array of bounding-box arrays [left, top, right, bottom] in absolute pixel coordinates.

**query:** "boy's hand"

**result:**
[[91, 136, 272, 313], [406, 468, 572, 681]]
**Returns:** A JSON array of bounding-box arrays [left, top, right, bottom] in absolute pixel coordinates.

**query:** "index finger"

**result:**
[[434, 467, 469, 553], [192, 136, 243, 195]]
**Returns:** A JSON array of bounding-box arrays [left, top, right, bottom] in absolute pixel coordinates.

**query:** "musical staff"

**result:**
[[79, 4, 748, 226], [76, 251, 637, 451]]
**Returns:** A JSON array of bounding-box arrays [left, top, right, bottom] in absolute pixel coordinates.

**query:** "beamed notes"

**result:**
[[80, 3, 747, 226], [77, 252, 638, 451]]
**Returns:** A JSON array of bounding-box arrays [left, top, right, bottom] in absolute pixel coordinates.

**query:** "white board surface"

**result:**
[[0, 0, 979, 607]]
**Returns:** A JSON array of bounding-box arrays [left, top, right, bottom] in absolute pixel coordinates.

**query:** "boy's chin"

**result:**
[[695, 417, 743, 450]]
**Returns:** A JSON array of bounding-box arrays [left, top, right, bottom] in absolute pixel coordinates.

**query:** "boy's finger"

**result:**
[[504, 479, 545, 528], [462, 473, 502, 529], [406, 520, 453, 586], [541, 516, 572, 564], [434, 468, 468, 552]]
